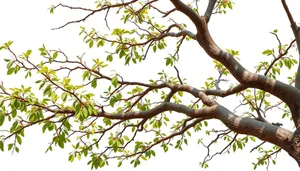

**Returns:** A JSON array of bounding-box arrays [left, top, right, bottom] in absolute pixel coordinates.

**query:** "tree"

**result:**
[[0, 0, 300, 170]]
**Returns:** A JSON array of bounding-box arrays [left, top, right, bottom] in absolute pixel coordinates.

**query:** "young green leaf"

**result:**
[[111, 76, 118, 88]]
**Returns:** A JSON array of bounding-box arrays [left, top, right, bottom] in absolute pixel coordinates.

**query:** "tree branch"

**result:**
[[52, 0, 139, 30], [96, 102, 218, 120], [204, 0, 217, 22], [170, 0, 300, 128], [281, 0, 298, 32], [214, 105, 297, 162], [281, 0, 300, 91], [203, 84, 247, 97]]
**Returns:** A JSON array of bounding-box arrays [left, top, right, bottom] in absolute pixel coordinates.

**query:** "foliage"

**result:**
[[1, 0, 300, 170]]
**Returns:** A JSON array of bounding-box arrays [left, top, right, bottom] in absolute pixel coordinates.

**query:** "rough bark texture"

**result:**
[[170, 0, 300, 165]]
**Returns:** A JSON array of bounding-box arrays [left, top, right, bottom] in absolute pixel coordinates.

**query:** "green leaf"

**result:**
[[233, 143, 236, 152], [124, 136, 130, 141], [228, 2, 233, 9], [163, 144, 168, 152], [97, 40, 105, 47], [43, 85, 52, 96], [8, 143, 13, 151], [111, 76, 118, 88], [91, 78, 97, 88], [69, 154, 75, 162], [124, 14, 130, 24], [250, 136, 256, 142], [50, 5, 54, 14], [11, 109, 17, 118], [262, 49, 273, 56], [150, 150, 156, 156], [42, 123, 48, 133], [184, 139, 188, 145], [61, 92, 68, 101], [106, 54, 113, 62], [165, 58, 171, 66], [163, 117, 169, 122], [99, 160, 105, 168], [82, 71, 89, 81], [89, 41, 94, 48], [7, 68, 15, 75], [0, 141, 3, 151], [4, 41, 13, 48], [119, 50, 126, 58], [53, 51, 58, 59], [133, 160, 139, 168], [58, 140, 64, 148], [109, 98, 116, 107], [0, 113, 4, 126], [25, 49, 32, 57], [6, 61, 13, 69], [153, 45, 157, 52], [284, 58, 292, 69], [118, 161, 122, 167], [16, 136, 22, 145], [10, 121, 18, 133], [237, 141, 243, 149]]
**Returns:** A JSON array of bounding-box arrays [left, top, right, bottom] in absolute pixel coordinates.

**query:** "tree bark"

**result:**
[[170, 0, 300, 165]]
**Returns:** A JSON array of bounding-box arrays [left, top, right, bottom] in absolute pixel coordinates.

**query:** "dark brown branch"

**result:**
[[203, 132, 237, 163], [108, 117, 207, 159], [174, 66, 183, 85], [52, 0, 139, 30], [149, 4, 176, 17], [264, 39, 296, 76], [250, 141, 266, 153], [204, 0, 217, 22], [281, 0, 298, 32]]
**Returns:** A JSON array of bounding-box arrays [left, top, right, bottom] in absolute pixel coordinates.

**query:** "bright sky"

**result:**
[[1, 0, 300, 170]]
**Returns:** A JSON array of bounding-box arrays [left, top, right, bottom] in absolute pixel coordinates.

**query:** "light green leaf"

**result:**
[[91, 78, 97, 88], [53, 51, 58, 59], [89, 41, 94, 48], [7, 68, 15, 75], [24, 49, 32, 57], [111, 76, 118, 88]]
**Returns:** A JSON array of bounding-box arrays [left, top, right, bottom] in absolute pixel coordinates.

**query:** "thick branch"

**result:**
[[170, 0, 203, 33], [204, 0, 217, 22], [170, 0, 300, 128], [281, 0, 300, 91], [214, 105, 297, 163], [96, 102, 217, 120]]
